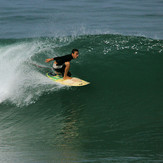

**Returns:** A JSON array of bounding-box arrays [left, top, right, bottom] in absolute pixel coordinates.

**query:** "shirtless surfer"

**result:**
[[45, 49, 79, 80]]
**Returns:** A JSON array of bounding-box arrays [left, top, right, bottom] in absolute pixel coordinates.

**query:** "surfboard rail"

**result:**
[[46, 73, 90, 86]]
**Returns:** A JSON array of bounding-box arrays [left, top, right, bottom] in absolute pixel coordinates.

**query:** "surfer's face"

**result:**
[[72, 51, 79, 59]]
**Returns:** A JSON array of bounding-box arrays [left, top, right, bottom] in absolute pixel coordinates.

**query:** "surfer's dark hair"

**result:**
[[72, 49, 79, 54]]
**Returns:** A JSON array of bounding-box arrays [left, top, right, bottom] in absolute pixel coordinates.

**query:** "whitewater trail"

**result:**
[[0, 41, 63, 106]]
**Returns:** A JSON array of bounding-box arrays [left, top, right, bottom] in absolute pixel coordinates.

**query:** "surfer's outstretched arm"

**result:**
[[63, 62, 72, 80], [45, 58, 54, 63]]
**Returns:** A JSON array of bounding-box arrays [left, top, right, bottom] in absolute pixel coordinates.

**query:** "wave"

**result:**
[[0, 38, 64, 106], [0, 34, 162, 106]]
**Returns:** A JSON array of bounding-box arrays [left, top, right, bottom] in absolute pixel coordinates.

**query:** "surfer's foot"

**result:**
[[54, 71, 62, 76], [49, 72, 57, 76], [63, 76, 72, 80]]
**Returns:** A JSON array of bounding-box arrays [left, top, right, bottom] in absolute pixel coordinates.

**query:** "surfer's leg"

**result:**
[[61, 70, 71, 77], [55, 71, 61, 75], [56, 65, 65, 77], [55, 63, 71, 77], [64, 62, 71, 77], [52, 63, 64, 76], [49, 68, 56, 76], [63, 62, 72, 77], [52, 67, 62, 76]]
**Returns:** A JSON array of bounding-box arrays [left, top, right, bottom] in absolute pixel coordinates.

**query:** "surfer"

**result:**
[[45, 49, 79, 80]]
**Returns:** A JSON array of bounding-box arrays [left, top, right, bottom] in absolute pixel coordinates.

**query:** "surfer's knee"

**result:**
[[65, 62, 70, 67]]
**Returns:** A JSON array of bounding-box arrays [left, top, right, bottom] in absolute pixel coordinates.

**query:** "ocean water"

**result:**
[[0, 0, 163, 162]]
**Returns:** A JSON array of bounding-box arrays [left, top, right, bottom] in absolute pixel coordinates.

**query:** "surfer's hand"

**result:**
[[45, 59, 51, 63], [63, 76, 72, 80]]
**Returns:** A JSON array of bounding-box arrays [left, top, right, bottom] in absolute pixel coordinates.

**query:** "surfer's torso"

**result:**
[[53, 54, 73, 66], [53, 54, 73, 77]]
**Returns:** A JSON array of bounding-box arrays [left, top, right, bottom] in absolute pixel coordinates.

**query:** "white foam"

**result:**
[[0, 41, 64, 107]]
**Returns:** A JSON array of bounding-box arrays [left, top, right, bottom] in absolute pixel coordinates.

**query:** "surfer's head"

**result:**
[[72, 49, 79, 59]]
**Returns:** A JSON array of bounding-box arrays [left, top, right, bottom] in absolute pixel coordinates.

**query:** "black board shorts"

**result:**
[[53, 64, 71, 77]]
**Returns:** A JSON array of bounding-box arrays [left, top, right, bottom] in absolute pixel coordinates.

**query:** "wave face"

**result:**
[[0, 34, 163, 162], [0, 34, 162, 106]]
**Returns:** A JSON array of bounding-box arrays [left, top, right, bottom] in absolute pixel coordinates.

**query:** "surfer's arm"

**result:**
[[45, 58, 54, 63]]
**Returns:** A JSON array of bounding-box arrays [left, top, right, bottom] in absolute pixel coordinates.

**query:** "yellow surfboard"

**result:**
[[46, 73, 90, 86]]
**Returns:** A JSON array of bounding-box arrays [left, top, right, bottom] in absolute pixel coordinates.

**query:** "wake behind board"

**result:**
[[46, 73, 90, 86]]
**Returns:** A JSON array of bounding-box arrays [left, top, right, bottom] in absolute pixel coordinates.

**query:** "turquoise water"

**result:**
[[0, 1, 163, 162]]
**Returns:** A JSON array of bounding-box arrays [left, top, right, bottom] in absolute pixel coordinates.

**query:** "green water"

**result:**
[[0, 34, 163, 162], [1, 0, 163, 161]]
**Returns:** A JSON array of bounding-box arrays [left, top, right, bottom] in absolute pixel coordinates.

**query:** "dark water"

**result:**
[[0, 0, 163, 163]]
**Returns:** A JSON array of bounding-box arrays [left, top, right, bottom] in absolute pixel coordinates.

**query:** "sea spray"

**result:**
[[0, 40, 64, 106]]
